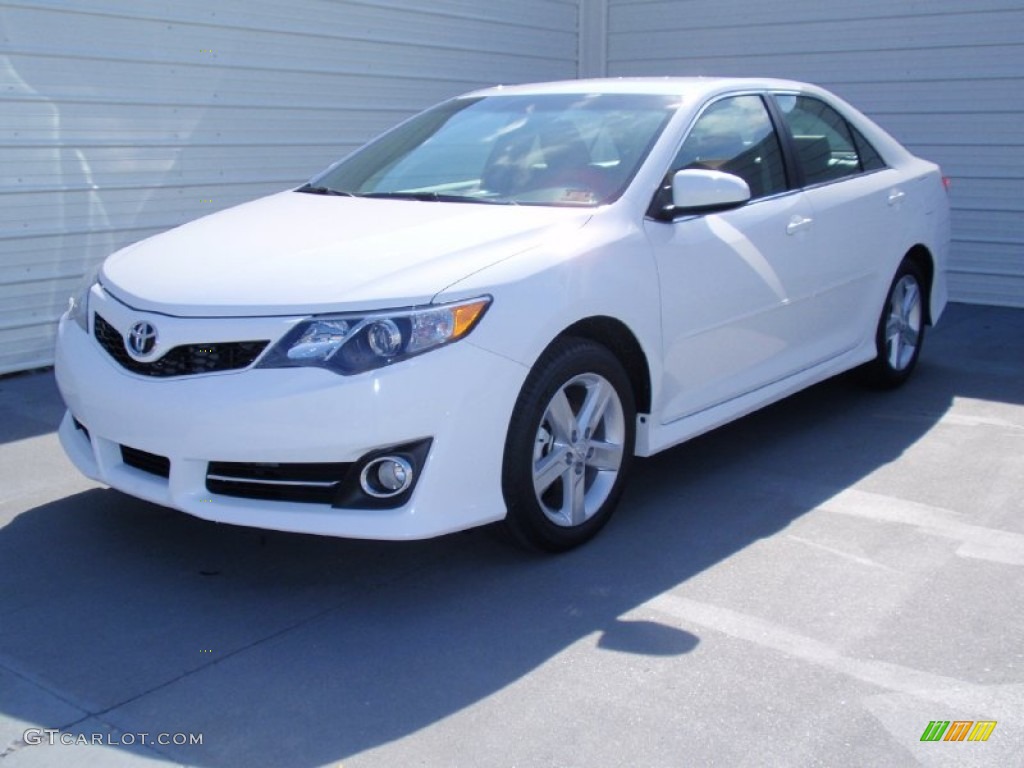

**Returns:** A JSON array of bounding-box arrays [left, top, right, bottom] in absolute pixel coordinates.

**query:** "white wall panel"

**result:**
[[607, 0, 1024, 308], [0, 0, 579, 375]]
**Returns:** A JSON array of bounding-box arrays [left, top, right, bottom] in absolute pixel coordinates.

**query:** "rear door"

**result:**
[[770, 92, 909, 348]]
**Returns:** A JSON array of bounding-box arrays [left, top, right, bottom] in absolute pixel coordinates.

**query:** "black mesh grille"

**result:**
[[94, 314, 268, 377], [121, 445, 171, 478], [206, 461, 352, 504]]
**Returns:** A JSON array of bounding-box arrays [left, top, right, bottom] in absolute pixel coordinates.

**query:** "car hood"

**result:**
[[101, 191, 593, 317]]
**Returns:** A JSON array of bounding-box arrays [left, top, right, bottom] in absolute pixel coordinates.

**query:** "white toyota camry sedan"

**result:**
[[55, 77, 950, 551]]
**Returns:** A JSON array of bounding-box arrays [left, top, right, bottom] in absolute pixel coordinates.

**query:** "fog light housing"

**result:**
[[360, 456, 414, 498], [332, 438, 432, 510]]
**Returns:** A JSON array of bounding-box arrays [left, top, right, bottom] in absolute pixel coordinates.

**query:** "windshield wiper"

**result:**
[[363, 191, 447, 202], [295, 183, 356, 197], [362, 191, 512, 205]]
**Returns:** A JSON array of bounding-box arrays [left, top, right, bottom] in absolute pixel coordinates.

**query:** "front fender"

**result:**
[[439, 211, 665, 412]]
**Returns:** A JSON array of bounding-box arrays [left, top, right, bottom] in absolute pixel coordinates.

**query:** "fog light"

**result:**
[[360, 456, 414, 498]]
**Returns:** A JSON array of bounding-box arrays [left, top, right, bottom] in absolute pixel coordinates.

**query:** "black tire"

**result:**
[[501, 337, 636, 552], [860, 258, 927, 389]]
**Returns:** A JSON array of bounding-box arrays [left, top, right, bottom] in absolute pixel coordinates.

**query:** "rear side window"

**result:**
[[851, 128, 885, 171], [774, 95, 886, 185]]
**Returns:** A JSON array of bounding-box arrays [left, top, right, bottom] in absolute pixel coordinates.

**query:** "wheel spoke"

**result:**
[[544, 389, 576, 443], [885, 314, 901, 340], [902, 324, 920, 349], [564, 468, 586, 526], [586, 439, 623, 472], [887, 331, 903, 368], [576, 378, 613, 438], [900, 281, 920, 318], [533, 446, 570, 496]]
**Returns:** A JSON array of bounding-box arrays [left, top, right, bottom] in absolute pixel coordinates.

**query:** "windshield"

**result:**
[[307, 93, 679, 206]]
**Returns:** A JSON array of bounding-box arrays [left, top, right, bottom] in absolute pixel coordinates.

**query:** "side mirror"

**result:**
[[669, 169, 750, 216]]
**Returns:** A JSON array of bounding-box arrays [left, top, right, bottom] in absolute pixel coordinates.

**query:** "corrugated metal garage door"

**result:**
[[606, 0, 1024, 308], [0, 0, 579, 375]]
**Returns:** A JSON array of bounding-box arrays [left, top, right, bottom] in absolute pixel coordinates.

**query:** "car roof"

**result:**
[[464, 76, 818, 100]]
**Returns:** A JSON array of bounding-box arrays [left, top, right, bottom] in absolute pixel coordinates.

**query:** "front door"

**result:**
[[646, 94, 823, 423]]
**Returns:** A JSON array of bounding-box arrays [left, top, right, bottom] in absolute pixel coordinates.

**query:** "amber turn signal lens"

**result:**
[[451, 299, 490, 339]]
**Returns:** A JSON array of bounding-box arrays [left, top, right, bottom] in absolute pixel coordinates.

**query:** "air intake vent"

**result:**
[[206, 461, 353, 504], [121, 445, 171, 478]]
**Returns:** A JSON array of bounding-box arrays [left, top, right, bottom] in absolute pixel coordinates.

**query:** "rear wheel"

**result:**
[[502, 338, 635, 552], [861, 258, 927, 388]]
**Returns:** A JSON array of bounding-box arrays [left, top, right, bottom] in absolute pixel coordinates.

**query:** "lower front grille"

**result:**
[[121, 445, 171, 478], [206, 461, 353, 504], [94, 314, 268, 377]]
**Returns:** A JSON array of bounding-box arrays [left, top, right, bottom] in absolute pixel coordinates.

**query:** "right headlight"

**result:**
[[257, 296, 491, 375]]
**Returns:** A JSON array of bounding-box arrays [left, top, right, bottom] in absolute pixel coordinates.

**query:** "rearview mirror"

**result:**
[[670, 169, 750, 215]]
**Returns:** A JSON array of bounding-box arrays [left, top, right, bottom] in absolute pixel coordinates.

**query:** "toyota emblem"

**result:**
[[127, 321, 158, 357]]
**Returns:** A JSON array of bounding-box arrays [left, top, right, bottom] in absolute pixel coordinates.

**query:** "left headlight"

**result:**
[[257, 296, 491, 375], [66, 262, 103, 332]]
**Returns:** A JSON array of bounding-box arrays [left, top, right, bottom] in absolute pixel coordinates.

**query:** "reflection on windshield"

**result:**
[[308, 93, 678, 207]]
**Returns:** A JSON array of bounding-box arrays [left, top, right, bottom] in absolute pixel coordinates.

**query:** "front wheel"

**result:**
[[502, 338, 636, 552], [860, 258, 927, 388]]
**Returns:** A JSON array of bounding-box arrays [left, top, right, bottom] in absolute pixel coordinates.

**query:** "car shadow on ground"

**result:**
[[0, 305, 1020, 766], [0, 369, 66, 444]]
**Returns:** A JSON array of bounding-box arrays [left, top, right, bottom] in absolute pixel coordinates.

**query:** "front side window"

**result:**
[[774, 95, 886, 185], [665, 94, 788, 201], [310, 93, 679, 207]]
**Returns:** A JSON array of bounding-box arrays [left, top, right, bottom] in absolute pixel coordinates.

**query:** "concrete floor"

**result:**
[[0, 303, 1021, 768]]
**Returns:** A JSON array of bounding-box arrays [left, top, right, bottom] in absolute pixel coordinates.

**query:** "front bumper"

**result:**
[[55, 310, 527, 540]]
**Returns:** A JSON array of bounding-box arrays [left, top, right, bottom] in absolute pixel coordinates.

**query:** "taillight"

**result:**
[[942, 176, 952, 193]]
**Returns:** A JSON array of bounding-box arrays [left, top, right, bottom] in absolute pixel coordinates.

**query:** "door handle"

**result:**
[[786, 215, 813, 235], [888, 189, 906, 206]]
